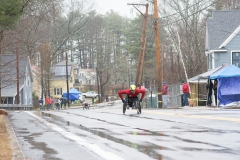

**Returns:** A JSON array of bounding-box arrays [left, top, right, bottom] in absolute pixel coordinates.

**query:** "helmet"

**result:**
[[130, 85, 136, 91]]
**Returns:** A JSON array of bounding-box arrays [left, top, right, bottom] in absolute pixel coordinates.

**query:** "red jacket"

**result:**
[[118, 88, 146, 100], [161, 84, 168, 95], [182, 83, 189, 93], [45, 98, 51, 104]]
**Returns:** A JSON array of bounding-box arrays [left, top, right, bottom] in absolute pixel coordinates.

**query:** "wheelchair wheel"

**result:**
[[137, 103, 141, 114], [123, 103, 127, 114]]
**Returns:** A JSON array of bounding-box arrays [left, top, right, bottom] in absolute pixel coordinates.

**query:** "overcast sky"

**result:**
[[92, 0, 147, 18], [64, 0, 151, 18]]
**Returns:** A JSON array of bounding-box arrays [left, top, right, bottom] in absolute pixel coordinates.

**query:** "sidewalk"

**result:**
[[69, 100, 121, 109], [70, 101, 240, 110], [5, 114, 25, 160], [0, 111, 25, 160]]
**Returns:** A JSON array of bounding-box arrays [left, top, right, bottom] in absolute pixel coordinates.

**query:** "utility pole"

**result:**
[[162, 44, 164, 82], [66, 52, 70, 108], [0, 31, 3, 104], [154, 0, 162, 108], [16, 39, 20, 104], [127, 3, 149, 87]]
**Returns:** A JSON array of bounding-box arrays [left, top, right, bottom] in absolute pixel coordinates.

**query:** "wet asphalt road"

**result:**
[[8, 101, 240, 160]]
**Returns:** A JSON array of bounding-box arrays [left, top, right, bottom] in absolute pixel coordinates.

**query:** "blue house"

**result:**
[[0, 54, 33, 105], [205, 10, 240, 70]]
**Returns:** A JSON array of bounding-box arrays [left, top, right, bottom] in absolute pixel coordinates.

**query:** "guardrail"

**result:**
[[0, 104, 33, 110]]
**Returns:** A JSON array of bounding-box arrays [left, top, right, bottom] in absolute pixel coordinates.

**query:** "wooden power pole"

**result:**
[[154, 0, 162, 108], [127, 3, 149, 87], [66, 52, 70, 108], [16, 39, 20, 104]]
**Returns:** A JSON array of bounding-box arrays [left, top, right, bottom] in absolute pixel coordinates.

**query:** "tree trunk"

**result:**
[[0, 31, 4, 104]]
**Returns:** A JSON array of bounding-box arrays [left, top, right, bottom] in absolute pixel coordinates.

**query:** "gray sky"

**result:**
[[64, 0, 150, 18], [93, 0, 146, 17]]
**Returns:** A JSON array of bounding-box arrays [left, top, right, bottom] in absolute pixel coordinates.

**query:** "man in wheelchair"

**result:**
[[118, 85, 146, 109], [127, 97, 138, 109]]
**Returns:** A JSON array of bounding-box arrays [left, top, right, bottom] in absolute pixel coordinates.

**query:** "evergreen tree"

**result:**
[[0, 0, 24, 31]]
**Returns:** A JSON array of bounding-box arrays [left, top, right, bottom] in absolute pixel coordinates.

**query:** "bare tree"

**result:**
[[162, 0, 208, 82]]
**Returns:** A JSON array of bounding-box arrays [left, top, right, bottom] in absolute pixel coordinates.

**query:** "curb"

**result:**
[[5, 115, 25, 160]]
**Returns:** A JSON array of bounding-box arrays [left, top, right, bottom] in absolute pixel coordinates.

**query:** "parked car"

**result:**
[[82, 91, 98, 98]]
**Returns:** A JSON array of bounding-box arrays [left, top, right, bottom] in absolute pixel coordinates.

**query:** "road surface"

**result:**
[[8, 101, 240, 160]]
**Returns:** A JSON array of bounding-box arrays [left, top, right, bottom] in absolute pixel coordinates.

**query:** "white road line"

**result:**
[[25, 111, 124, 160], [105, 109, 240, 122]]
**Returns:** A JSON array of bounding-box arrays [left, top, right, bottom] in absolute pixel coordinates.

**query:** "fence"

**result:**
[[0, 104, 33, 110], [145, 87, 158, 108], [145, 83, 182, 108], [167, 83, 181, 108]]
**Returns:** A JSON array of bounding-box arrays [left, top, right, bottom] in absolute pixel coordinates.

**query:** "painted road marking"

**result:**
[[144, 111, 240, 122], [105, 109, 240, 122], [25, 111, 124, 160]]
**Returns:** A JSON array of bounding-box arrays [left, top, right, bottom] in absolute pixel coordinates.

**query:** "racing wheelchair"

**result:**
[[83, 102, 90, 110], [123, 97, 142, 115]]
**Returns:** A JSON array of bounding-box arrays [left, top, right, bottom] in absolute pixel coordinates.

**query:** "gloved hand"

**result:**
[[122, 100, 127, 103], [139, 99, 142, 102]]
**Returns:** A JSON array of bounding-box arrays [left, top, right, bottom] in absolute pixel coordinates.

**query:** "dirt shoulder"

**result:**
[[0, 114, 12, 160], [0, 110, 25, 160]]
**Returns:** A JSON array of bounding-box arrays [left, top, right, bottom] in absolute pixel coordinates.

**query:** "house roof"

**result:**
[[55, 60, 76, 66], [188, 64, 230, 83], [206, 10, 240, 50], [1, 54, 31, 97], [50, 61, 75, 79]]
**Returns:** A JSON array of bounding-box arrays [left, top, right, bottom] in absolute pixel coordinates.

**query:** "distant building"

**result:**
[[0, 54, 33, 104], [74, 68, 96, 85], [31, 65, 42, 100], [50, 61, 77, 99], [206, 10, 240, 69]]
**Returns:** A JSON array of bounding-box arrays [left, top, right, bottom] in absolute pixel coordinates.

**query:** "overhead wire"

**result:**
[[144, 0, 220, 52], [161, 0, 220, 27], [159, 0, 209, 19]]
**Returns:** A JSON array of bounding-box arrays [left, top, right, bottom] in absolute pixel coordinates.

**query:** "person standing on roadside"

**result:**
[[161, 82, 168, 108], [60, 97, 63, 109], [45, 97, 51, 110], [62, 97, 67, 109], [182, 80, 190, 107], [58, 98, 61, 110], [213, 79, 218, 106], [180, 81, 184, 107], [39, 98, 44, 110], [206, 79, 213, 106], [51, 97, 55, 110]]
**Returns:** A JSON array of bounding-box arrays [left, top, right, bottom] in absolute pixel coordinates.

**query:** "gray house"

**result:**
[[0, 54, 33, 104], [205, 10, 240, 70]]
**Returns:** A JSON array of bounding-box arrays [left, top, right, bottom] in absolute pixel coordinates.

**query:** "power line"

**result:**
[[159, 0, 209, 19], [161, 0, 220, 27]]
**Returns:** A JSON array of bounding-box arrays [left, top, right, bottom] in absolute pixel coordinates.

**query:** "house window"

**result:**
[[88, 80, 91, 85], [232, 52, 240, 68], [54, 88, 62, 95]]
